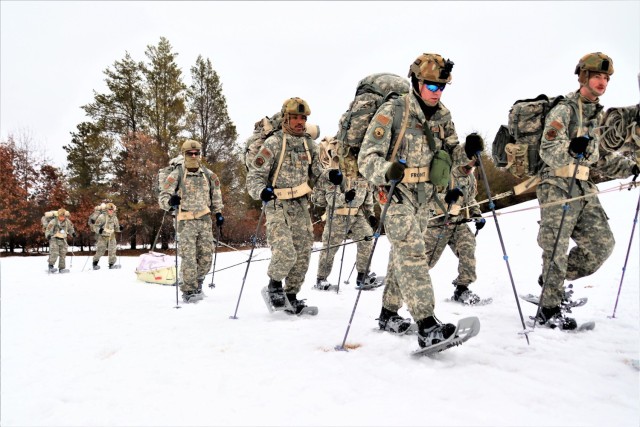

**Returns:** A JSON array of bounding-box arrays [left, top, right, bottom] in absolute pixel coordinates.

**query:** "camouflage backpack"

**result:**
[[492, 94, 574, 179], [88, 203, 107, 227], [156, 154, 216, 201], [243, 111, 320, 171], [41, 210, 58, 234], [336, 73, 410, 154]]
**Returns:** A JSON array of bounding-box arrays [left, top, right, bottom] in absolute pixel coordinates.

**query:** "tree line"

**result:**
[[1, 37, 533, 254]]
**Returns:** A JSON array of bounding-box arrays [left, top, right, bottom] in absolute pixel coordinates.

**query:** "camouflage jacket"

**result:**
[[246, 129, 323, 201], [540, 90, 635, 192], [357, 92, 468, 207], [94, 212, 120, 237], [311, 171, 375, 218], [45, 217, 75, 240], [431, 168, 482, 219], [158, 165, 224, 215]]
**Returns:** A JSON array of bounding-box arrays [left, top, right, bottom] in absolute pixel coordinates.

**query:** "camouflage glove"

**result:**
[[472, 213, 486, 231], [569, 136, 590, 157], [368, 215, 378, 229], [344, 189, 356, 203], [328, 169, 343, 186], [464, 133, 484, 160], [444, 187, 463, 205], [385, 160, 406, 182], [215, 212, 224, 227], [260, 186, 276, 202], [169, 194, 181, 208]]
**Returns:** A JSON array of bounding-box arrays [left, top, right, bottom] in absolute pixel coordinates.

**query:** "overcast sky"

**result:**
[[1, 1, 638, 168]]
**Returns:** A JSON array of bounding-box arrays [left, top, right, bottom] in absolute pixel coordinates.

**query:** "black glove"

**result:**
[[569, 136, 590, 156], [472, 214, 486, 231], [72, 232, 76, 238], [631, 164, 639, 177], [328, 169, 343, 186], [215, 212, 224, 226], [90, 219, 95, 224], [385, 160, 406, 182], [345, 189, 356, 203], [169, 194, 181, 208], [99, 227, 104, 234], [260, 185, 276, 202], [119, 225, 124, 232], [444, 187, 464, 205], [464, 133, 484, 160], [368, 215, 378, 229]]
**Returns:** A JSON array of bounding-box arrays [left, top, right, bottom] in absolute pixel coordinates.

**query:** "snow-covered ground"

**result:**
[[2, 179, 639, 427]]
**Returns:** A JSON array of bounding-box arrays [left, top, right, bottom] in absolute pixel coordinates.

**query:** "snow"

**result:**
[[2, 179, 639, 427]]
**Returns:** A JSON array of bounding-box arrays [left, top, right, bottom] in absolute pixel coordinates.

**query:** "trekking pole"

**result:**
[[343, 262, 356, 285], [70, 234, 75, 268], [230, 202, 267, 320], [534, 156, 582, 331], [610, 190, 640, 318], [82, 233, 91, 272], [209, 224, 221, 289], [116, 231, 122, 268], [173, 212, 181, 309], [320, 184, 339, 277], [475, 154, 530, 344], [428, 200, 453, 266], [335, 203, 354, 294], [336, 179, 398, 351]]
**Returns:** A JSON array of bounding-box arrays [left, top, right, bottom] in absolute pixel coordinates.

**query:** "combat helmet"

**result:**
[[181, 139, 202, 153], [281, 97, 311, 117], [575, 52, 614, 84], [408, 53, 454, 84]]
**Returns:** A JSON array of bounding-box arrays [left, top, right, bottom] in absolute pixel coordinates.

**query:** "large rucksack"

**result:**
[[336, 73, 410, 152], [88, 203, 106, 227], [243, 111, 320, 171], [41, 210, 58, 234], [492, 94, 570, 179]]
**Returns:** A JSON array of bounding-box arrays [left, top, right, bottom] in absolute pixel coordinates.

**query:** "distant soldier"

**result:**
[[45, 208, 76, 273], [535, 52, 639, 329], [425, 158, 490, 305], [158, 140, 224, 303], [312, 147, 378, 290], [246, 97, 323, 314], [92, 202, 122, 270]]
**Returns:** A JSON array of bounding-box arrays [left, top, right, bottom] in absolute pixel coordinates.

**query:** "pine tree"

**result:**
[[143, 37, 186, 155]]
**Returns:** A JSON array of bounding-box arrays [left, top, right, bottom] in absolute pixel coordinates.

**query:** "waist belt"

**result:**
[[334, 207, 359, 216], [549, 164, 590, 180], [177, 207, 211, 221], [401, 166, 430, 184], [273, 182, 312, 200], [53, 231, 67, 239], [435, 204, 462, 216]]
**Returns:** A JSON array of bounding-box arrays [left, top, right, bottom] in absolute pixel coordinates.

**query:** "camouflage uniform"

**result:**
[[246, 129, 323, 295], [425, 166, 482, 286], [538, 90, 636, 308], [312, 169, 375, 281], [46, 215, 75, 270], [93, 210, 121, 266], [159, 164, 223, 294], [358, 91, 468, 321]]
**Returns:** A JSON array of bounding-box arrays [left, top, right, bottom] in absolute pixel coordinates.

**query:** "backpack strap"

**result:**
[[272, 133, 288, 187], [389, 95, 411, 160]]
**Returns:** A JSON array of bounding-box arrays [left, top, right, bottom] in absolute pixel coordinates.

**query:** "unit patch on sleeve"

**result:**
[[373, 127, 385, 139]]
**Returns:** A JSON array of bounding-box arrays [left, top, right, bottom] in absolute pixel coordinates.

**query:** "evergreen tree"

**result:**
[[64, 122, 113, 189], [143, 37, 186, 155]]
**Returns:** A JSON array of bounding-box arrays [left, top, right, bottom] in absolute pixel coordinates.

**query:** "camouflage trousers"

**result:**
[[93, 234, 117, 265], [424, 217, 477, 286], [265, 198, 313, 295], [177, 215, 213, 293], [380, 202, 435, 321], [317, 214, 373, 279], [537, 182, 614, 308], [48, 237, 69, 269]]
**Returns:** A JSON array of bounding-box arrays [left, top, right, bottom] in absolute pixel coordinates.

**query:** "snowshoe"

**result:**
[[261, 279, 287, 312], [533, 306, 578, 330], [58, 268, 70, 273], [182, 290, 203, 303], [108, 264, 121, 269], [377, 307, 413, 334], [451, 288, 493, 306], [412, 316, 481, 357], [313, 278, 338, 292], [92, 261, 100, 270], [355, 272, 385, 290], [284, 294, 318, 316], [47, 265, 57, 273]]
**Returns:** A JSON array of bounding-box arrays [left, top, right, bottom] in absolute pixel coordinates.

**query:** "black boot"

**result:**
[[452, 285, 481, 305], [416, 316, 456, 348], [267, 279, 285, 308], [285, 293, 307, 315], [377, 307, 411, 333], [92, 261, 100, 270], [536, 306, 577, 330]]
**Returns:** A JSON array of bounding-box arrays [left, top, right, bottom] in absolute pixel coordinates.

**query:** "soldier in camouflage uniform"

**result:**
[[246, 97, 323, 314], [358, 53, 484, 347], [425, 159, 489, 304], [92, 203, 123, 270], [311, 150, 378, 290], [159, 140, 224, 303], [536, 52, 639, 329], [45, 208, 76, 273]]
